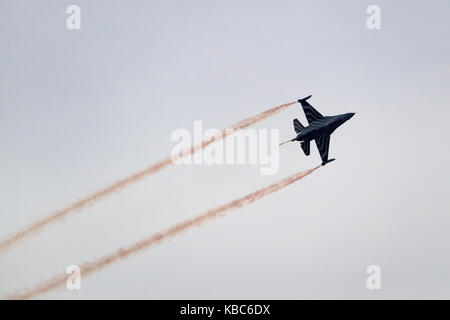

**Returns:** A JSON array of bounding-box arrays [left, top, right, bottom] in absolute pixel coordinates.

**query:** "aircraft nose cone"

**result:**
[[347, 112, 355, 120]]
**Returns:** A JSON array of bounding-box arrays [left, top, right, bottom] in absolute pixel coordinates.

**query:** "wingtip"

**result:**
[[298, 95, 312, 103], [321, 158, 336, 166]]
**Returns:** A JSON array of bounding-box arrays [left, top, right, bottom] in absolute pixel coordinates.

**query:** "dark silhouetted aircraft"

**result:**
[[280, 95, 354, 166]]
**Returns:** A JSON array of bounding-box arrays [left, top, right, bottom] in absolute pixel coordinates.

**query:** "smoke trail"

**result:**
[[0, 101, 296, 252], [8, 165, 320, 300]]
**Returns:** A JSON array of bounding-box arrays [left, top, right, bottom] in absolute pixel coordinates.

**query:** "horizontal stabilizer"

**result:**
[[300, 141, 310, 156]]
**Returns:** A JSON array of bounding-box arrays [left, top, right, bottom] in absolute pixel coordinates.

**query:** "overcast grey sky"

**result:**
[[1, 0, 449, 299]]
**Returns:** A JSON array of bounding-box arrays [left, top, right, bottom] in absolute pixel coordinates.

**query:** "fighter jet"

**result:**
[[280, 95, 354, 166]]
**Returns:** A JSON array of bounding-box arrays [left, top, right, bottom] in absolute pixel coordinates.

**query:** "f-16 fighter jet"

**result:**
[[280, 95, 354, 166]]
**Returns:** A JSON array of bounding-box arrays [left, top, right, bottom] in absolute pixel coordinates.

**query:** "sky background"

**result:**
[[1, 0, 449, 299]]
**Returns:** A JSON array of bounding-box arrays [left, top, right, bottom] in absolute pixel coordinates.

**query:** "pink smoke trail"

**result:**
[[8, 165, 320, 300], [0, 101, 296, 252]]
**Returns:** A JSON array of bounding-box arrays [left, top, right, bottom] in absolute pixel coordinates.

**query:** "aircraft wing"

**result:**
[[299, 96, 324, 124], [315, 132, 330, 164]]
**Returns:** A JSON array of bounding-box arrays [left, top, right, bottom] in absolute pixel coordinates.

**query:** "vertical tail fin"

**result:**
[[293, 118, 305, 133]]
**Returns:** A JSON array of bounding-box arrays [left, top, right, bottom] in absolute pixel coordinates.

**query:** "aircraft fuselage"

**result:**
[[294, 113, 354, 142]]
